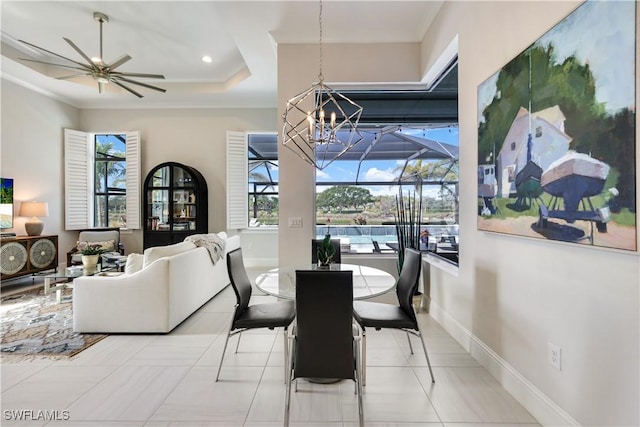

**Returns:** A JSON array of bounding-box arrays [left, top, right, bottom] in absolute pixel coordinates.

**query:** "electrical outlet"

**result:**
[[548, 342, 561, 370]]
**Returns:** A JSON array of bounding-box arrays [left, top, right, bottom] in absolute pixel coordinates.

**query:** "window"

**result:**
[[226, 131, 279, 229], [94, 134, 126, 228], [535, 126, 542, 137], [64, 129, 140, 230], [248, 133, 279, 227], [315, 124, 459, 254]]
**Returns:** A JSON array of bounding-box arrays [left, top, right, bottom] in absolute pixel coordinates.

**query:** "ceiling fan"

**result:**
[[18, 11, 166, 98]]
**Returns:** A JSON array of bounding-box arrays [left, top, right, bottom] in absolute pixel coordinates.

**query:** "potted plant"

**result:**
[[80, 243, 106, 269], [316, 233, 335, 267], [394, 183, 422, 274]]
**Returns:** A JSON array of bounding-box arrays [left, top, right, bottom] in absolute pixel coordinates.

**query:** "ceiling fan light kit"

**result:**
[[17, 11, 166, 98]]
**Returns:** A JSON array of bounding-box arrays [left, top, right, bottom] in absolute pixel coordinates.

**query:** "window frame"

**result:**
[[64, 129, 140, 231]]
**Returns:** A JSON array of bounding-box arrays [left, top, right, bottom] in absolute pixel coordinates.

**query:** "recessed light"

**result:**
[[201, 55, 212, 63]]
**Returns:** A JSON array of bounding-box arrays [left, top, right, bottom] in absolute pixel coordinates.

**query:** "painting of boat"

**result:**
[[541, 151, 610, 216], [477, 0, 636, 251]]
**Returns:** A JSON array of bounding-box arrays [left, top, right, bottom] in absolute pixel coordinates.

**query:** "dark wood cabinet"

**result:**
[[0, 235, 58, 280], [143, 162, 208, 249]]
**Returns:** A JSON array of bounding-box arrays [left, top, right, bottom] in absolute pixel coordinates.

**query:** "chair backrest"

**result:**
[[372, 240, 382, 252], [395, 248, 422, 326], [226, 248, 252, 320], [294, 269, 354, 380], [78, 229, 120, 247], [311, 239, 342, 264]]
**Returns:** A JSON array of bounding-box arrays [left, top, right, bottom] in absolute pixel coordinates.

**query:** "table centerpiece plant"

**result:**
[[317, 233, 335, 267]]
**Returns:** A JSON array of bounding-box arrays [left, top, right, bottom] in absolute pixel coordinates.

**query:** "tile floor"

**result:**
[[1, 268, 540, 427]]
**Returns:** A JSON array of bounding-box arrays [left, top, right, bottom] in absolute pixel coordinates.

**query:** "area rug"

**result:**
[[1, 288, 107, 359]]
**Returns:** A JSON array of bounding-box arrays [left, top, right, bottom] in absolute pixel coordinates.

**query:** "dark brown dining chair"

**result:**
[[216, 247, 296, 382], [352, 247, 435, 385], [285, 269, 363, 427]]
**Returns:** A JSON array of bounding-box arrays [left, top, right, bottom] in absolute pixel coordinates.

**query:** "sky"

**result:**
[[478, 0, 635, 125], [317, 126, 460, 198]]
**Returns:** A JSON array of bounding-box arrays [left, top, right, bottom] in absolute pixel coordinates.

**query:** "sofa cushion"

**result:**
[[125, 253, 144, 275], [143, 241, 197, 268]]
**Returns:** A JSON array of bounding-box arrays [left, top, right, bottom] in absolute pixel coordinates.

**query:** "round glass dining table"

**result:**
[[255, 263, 396, 300]]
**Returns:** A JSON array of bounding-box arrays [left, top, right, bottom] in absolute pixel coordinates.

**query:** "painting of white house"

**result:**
[[477, 0, 636, 251]]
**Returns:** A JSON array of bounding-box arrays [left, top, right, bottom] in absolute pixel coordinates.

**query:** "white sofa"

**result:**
[[73, 232, 240, 333]]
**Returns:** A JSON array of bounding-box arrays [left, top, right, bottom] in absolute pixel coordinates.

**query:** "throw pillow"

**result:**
[[76, 240, 116, 252], [143, 240, 197, 268], [124, 253, 144, 275]]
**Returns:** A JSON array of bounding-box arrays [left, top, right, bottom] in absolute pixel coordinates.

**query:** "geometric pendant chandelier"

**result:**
[[282, 0, 363, 170]]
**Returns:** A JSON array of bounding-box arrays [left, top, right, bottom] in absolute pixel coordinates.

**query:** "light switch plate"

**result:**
[[288, 217, 303, 228]]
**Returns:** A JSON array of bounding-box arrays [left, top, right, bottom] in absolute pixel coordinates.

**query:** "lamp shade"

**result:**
[[19, 202, 49, 236], [19, 201, 49, 218]]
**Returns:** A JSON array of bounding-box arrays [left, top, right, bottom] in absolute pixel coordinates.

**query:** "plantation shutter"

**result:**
[[64, 129, 91, 230], [125, 131, 141, 229], [226, 131, 248, 229]]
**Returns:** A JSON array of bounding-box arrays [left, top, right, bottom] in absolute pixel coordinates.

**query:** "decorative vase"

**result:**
[[81, 254, 100, 269]]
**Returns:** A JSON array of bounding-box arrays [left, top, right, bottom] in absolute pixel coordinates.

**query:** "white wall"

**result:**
[[277, 42, 422, 267], [0, 79, 81, 265], [421, 2, 639, 426], [79, 108, 277, 253]]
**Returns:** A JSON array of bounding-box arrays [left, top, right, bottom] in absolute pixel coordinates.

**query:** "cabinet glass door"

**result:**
[[172, 190, 196, 231], [152, 166, 170, 186], [147, 189, 169, 230], [173, 167, 193, 187]]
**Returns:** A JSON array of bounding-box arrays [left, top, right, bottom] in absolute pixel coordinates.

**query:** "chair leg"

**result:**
[[355, 338, 364, 427], [234, 333, 241, 353], [284, 347, 293, 427], [215, 329, 232, 382], [406, 331, 414, 354], [361, 328, 367, 386], [417, 330, 435, 383], [283, 327, 289, 384]]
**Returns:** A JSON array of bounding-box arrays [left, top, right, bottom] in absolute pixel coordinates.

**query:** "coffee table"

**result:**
[[43, 263, 122, 303]]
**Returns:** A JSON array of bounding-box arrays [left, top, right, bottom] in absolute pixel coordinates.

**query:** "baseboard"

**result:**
[[429, 302, 580, 427]]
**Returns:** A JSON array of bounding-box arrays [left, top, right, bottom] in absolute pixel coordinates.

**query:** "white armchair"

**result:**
[[67, 228, 124, 265]]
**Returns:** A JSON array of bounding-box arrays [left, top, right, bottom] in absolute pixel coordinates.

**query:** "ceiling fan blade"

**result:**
[[18, 58, 92, 71], [111, 71, 165, 79], [56, 73, 91, 80], [112, 80, 143, 98], [106, 54, 132, 71], [115, 76, 167, 93], [63, 37, 95, 66], [18, 39, 93, 69]]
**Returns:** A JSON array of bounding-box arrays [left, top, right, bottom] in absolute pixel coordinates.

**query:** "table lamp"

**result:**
[[19, 201, 49, 236]]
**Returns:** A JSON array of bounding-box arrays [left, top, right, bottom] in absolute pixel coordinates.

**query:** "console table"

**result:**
[[0, 235, 58, 280]]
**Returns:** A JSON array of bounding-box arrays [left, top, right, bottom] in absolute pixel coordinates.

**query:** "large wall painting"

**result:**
[[477, 0, 637, 251]]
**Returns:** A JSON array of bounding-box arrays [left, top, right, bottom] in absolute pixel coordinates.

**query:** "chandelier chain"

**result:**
[[318, 0, 323, 82]]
